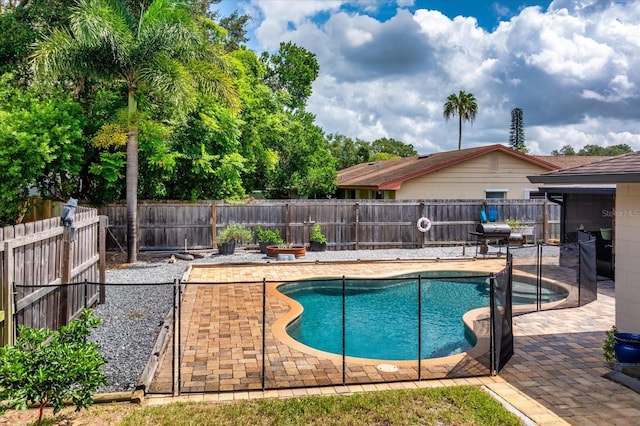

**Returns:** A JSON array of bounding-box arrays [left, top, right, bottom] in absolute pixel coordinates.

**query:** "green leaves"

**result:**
[[0, 309, 108, 422], [0, 78, 86, 225]]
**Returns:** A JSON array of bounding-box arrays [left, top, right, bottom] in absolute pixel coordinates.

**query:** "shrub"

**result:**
[[217, 222, 252, 244], [0, 309, 108, 422], [603, 324, 618, 362], [255, 226, 284, 244], [309, 224, 327, 243]]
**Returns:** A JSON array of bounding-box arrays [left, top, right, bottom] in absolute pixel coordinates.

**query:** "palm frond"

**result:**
[[187, 59, 240, 113], [31, 28, 82, 80], [70, 0, 134, 64], [138, 55, 197, 112]]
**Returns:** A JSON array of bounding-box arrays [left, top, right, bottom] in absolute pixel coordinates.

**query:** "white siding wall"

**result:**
[[614, 183, 640, 332], [396, 152, 548, 199]]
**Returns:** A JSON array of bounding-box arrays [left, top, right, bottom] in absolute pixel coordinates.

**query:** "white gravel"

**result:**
[[91, 245, 554, 392]]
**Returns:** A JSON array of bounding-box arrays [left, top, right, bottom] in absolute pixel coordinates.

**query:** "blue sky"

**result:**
[[214, 1, 640, 155]]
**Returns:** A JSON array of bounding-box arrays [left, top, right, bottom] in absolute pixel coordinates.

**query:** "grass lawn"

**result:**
[[6, 386, 524, 425]]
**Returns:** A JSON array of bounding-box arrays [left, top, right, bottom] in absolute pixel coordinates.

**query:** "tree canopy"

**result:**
[[508, 107, 526, 153], [551, 144, 633, 156]]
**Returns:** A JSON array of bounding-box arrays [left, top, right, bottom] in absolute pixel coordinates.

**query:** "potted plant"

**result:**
[[217, 223, 252, 255], [505, 218, 534, 239], [255, 226, 284, 254], [604, 325, 640, 363], [308, 224, 327, 251], [266, 242, 306, 258]]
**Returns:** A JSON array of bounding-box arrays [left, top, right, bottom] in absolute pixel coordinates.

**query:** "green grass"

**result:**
[[118, 386, 523, 426]]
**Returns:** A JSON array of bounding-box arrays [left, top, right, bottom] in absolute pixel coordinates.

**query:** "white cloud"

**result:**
[[241, 0, 640, 154]]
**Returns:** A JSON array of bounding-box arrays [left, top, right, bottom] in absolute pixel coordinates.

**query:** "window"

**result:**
[[485, 189, 507, 199]]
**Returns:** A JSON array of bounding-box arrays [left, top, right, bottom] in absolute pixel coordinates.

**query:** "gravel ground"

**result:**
[[91, 245, 555, 393]]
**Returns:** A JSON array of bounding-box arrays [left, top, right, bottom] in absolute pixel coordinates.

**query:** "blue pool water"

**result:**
[[279, 273, 491, 360], [279, 272, 568, 361]]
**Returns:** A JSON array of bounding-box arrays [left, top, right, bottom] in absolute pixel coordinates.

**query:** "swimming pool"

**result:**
[[278, 272, 568, 361]]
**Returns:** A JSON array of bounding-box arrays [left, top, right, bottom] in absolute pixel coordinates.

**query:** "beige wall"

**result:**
[[614, 183, 640, 332], [396, 152, 547, 199]]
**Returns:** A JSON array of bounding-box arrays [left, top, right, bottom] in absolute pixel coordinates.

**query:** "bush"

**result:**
[[255, 226, 284, 244], [309, 224, 327, 243], [0, 309, 108, 422], [217, 222, 253, 244]]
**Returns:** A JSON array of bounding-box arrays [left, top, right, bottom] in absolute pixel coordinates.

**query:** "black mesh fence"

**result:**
[[10, 262, 523, 395], [491, 256, 514, 374], [508, 240, 598, 314], [170, 271, 507, 394], [12, 281, 177, 395]]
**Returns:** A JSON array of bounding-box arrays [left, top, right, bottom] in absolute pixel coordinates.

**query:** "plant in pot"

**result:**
[[604, 324, 640, 363], [217, 223, 252, 255], [266, 242, 306, 258], [255, 226, 284, 254], [308, 224, 327, 252]]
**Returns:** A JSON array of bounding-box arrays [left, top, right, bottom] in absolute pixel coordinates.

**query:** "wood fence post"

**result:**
[[59, 226, 73, 328], [285, 203, 291, 243], [99, 216, 107, 304], [420, 201, 427, 248], [543, 198, 548, 242], [354, 203, 360, 250], [3, 240, 15, 345], [211, 203, 217, 249]]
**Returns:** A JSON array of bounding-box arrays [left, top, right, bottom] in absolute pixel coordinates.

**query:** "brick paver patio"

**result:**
[[147, 256, 640, 425]]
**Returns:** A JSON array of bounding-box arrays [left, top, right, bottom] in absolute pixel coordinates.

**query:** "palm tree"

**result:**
[[32, 0, 238, 262], [443, 90, 478, 150]]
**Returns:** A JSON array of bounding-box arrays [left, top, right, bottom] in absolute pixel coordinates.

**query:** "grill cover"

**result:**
[[475, 223, 512, 237]]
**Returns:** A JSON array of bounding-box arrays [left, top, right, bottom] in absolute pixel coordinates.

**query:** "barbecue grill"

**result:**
[[471, 223, 512, 256]]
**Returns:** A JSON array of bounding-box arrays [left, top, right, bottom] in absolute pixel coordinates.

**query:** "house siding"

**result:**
[[615, 183, 640, 332], [396, 152, 548, 199]]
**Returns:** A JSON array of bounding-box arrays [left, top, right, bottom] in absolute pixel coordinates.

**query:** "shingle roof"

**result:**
[[533, 156, 611, 169], [337, 144, 559, 190], [529, 151, 640, 184]]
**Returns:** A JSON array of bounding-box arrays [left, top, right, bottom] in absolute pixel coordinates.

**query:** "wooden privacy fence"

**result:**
[[0, 206, 107, 347], [101, 199, 560, 251]]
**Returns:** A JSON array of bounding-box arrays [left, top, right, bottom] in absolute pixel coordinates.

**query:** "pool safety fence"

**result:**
[[8, 272, 511, 395], [507, 240, 598, 314], [7, 243, 605, 396]]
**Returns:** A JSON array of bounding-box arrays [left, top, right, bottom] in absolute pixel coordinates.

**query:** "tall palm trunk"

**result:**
[[458, 114, 463, 150], [126, 88, 138, 263]]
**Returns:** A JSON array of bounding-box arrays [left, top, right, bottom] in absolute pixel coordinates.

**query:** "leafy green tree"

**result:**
[[0, 309, 107, 423], [551, 145, 576, 156], [371, 137, 417, 157], [262, 41, 319, 110], [551, 144, 632, 156], [229, 48, 283, 194], [266, 111, 337, 198], [32, 0, 238, 262], [0, 0, 75, 83], [327, 133, 371, 170], [160, 102, 247, 201], [443, 90, 478, 150], [219, 10, 250, 52], [508, 107, 527, 153], [0, 78, 86, 225], [578, 144, 633, 156]]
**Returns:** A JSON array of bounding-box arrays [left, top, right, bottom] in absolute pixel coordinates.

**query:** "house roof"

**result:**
[[529, 151, 640, 184], [533, 155, 611, 169], [337, 144, 560, 191]]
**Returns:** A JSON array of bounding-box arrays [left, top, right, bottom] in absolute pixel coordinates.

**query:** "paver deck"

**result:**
[[148, 256, 640, 425]]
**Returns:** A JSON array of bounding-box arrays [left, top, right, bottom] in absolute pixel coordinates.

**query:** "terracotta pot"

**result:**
[[266, 245, 306, 258]]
